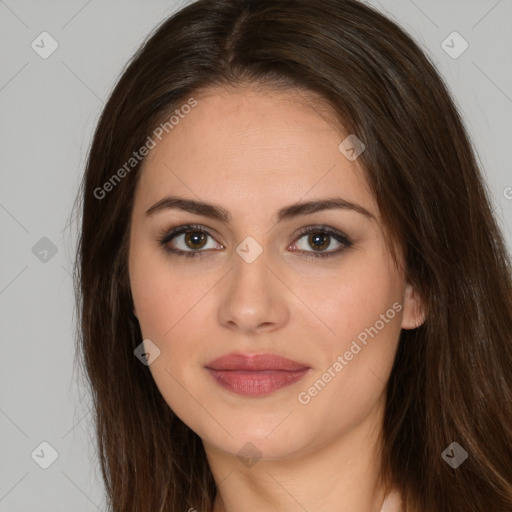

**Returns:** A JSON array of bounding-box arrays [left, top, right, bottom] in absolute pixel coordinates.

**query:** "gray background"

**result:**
[[1, 0, 511, 510]]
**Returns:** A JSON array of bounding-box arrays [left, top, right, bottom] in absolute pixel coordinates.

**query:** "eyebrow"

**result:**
[[145, 195, 376, 222]]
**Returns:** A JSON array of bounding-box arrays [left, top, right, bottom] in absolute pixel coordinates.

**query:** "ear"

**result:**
[[401, 283, 426, 329]]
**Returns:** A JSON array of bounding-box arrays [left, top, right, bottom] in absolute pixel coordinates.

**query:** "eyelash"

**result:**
[[156, 224, 353, 260]]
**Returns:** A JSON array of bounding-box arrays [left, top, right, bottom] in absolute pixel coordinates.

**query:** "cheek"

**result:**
[[129, 242, 215, 340], [305, 250, 402, 345], [129, 244, 214, 397], [130, 264, 208, 428], [299, 253, 403, 406], [131, 270, 209, 388], [294, 295, 401, 441]]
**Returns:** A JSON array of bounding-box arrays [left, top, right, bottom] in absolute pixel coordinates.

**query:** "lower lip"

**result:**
[[205, 368, 310, 396]]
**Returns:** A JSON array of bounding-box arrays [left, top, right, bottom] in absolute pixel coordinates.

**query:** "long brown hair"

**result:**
[[72, 0, 512, 510]]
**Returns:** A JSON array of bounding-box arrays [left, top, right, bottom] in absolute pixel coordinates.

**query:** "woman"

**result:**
[[73, 0, 512, 510]]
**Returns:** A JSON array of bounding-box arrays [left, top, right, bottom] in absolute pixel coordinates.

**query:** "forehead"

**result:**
[[134, 86, 377, 222]]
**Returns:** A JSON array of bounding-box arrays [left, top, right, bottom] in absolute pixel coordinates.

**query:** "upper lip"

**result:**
[[205, 352, 310, 371]]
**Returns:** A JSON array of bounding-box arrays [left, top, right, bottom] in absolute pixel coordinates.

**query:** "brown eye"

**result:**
[[307, 232, 331, 252], [157, 224, 223, 258], [183, 230, 208, 250], [290, 225, 353, 259]]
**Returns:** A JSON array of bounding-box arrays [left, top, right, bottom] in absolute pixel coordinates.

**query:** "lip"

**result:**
[[205, 352, 310, 371], [205, 353, 311, 396]]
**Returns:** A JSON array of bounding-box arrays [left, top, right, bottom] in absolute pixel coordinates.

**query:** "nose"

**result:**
[[217, 246, 290, 335]]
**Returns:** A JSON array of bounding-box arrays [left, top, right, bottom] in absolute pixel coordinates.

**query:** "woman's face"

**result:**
[[128, 86, 424, 463]]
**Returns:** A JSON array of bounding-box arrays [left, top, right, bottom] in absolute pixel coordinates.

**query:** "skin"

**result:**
[[128, 85, 425, 512]]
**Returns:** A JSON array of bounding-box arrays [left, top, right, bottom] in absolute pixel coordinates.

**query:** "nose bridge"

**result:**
[[231, 238, 273, 302], [218, 236, 288, 332]]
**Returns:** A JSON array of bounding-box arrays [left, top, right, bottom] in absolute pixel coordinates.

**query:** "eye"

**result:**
[[157, 224, 223, 258], [289, 225, 353, 259], [157, 224, 352, 259]]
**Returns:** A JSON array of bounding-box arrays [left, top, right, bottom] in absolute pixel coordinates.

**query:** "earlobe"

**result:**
[[401, 283, 426, 330]]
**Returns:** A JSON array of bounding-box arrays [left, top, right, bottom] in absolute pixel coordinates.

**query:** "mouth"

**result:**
[[204, 352, 311, 396]]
